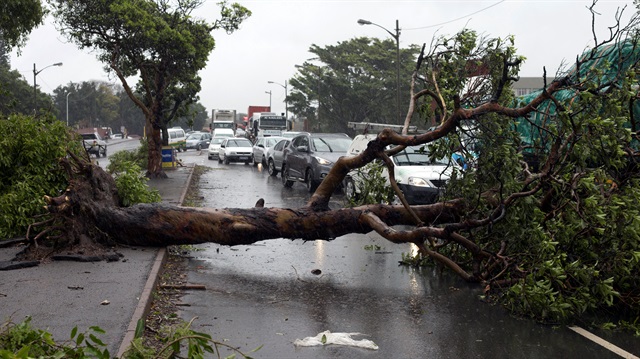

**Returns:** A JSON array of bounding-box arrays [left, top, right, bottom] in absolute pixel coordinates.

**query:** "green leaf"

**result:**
[[134, 318, 145, 339]]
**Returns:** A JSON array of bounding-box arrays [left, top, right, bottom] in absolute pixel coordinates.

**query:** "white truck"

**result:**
[[212, 109, 237, 137]]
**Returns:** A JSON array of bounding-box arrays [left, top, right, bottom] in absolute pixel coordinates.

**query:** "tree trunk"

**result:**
[[145, 119, 166, 179], [22, 153, 465, 264]]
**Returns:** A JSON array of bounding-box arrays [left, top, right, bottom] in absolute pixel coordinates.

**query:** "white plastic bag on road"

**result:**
[[293, 330, 379, 350]]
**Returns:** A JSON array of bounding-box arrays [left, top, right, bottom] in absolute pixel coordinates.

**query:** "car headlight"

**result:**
[[314, 156, 332, 165], [407, 177, 433, 187]]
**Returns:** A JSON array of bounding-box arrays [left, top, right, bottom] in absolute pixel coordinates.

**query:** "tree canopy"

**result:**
[[0, 0, 45, 52], [49, 0, 251, 177]]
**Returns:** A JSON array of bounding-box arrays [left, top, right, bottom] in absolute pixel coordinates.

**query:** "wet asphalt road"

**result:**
[[174, 148, 639, 359]]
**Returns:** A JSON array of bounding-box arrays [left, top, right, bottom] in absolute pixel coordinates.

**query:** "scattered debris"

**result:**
[[160, 284, 206, 290], [294, 330, 378, 350], [0, 260, 39, 271]]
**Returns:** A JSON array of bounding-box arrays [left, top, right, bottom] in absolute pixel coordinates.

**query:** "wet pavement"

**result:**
[[174, 150, 640, 359]]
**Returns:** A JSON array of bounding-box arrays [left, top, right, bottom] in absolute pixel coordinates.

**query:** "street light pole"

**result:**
[[265, 90, 272, 108], [358, 18, 401, 124], [33, 62, 63, 110], [66, 92, 71, 126], [267, 80, 288, 119]]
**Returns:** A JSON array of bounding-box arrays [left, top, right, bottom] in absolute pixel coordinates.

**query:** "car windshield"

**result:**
[[81, 133, 100, 140], [265, 138, 281, 147], [227, 139, 252, 147], [312, 136, 351, 153], [393, 146, 450, 166], [187, 134, 202, 140], [211, 138, 225, 144]]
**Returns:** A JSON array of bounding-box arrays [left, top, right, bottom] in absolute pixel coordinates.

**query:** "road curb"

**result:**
[[116, 164, 195, 356], [116, 247, 166, 357]]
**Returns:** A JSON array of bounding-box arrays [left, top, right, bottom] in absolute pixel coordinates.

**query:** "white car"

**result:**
[[218, 137, 253, 165], [252, 136, 284, 166], [344, 134, 456, 204], [207, 137, 226, 160]]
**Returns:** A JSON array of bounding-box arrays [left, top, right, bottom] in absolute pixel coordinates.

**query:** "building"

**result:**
[[512, 77, 554, 97]]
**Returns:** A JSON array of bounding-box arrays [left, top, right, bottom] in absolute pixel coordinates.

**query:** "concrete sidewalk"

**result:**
[[0, 163, 194, 356]]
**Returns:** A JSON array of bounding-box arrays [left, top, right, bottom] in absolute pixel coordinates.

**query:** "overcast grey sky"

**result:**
[[9, 0, 635, 117]]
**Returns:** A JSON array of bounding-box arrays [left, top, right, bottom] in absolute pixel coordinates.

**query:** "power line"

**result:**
[[404, 0, 506, 31]]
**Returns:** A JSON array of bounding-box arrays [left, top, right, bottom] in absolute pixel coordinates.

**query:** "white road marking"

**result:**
[[568, 326, 639, 359]]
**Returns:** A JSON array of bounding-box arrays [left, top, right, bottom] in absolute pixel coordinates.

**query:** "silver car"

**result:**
[[185, 132, 211, 151], [265, 138, 290, 176], [252, 136, 284, 166]]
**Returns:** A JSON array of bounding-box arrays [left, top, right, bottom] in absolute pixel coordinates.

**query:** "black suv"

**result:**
[[281, 133, 352, 192]]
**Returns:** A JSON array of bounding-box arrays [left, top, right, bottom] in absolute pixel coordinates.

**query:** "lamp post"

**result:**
[[33, 62, 63, 110], [267, 80, 288, 119], [265, 90, 272, 108], [357, 18, 401, 123], [66, 92, 71, 126]]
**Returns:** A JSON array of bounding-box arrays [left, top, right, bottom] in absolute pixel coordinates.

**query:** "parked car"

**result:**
[[343, 134, 455, 204], [252, 136, 284, 166], [80, 132, 107, 158], [281, 133, 352, 192], [185, 132, 212, 151], [112, 133, 124, 139], [218, 137, 253, 165], [207, 137, 226, 160], [265, 139, 290, 176]]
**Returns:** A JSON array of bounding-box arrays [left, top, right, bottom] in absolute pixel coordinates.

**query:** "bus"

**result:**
[[249, 113, 290, 138]]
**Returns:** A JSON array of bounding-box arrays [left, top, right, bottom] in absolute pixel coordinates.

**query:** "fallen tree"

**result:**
[[8, 1, 640, 327]]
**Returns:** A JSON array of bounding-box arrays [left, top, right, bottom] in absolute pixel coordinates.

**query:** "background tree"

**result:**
[[52, 81, 119, 129], [288, 38, 420, 132], [173, 102, 208, 132], [0, 55, 60, 116], [49, 0, 251, 178]]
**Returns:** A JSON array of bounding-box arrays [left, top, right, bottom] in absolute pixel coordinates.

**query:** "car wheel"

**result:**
[[208, 154, 212, 160], [95, 151, 100, 158], [196, 144, 201, 151], [103, 149, 107, 157], [267, 159, 278, 176], [281, 164, 294, 188], [344, 177, 359, 200], [305, 169, 318, 193], [218, 155, 222, 163], [224, 156, 230, 165], [252, 154, 259, 166], [262, 156, 267, 167]]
